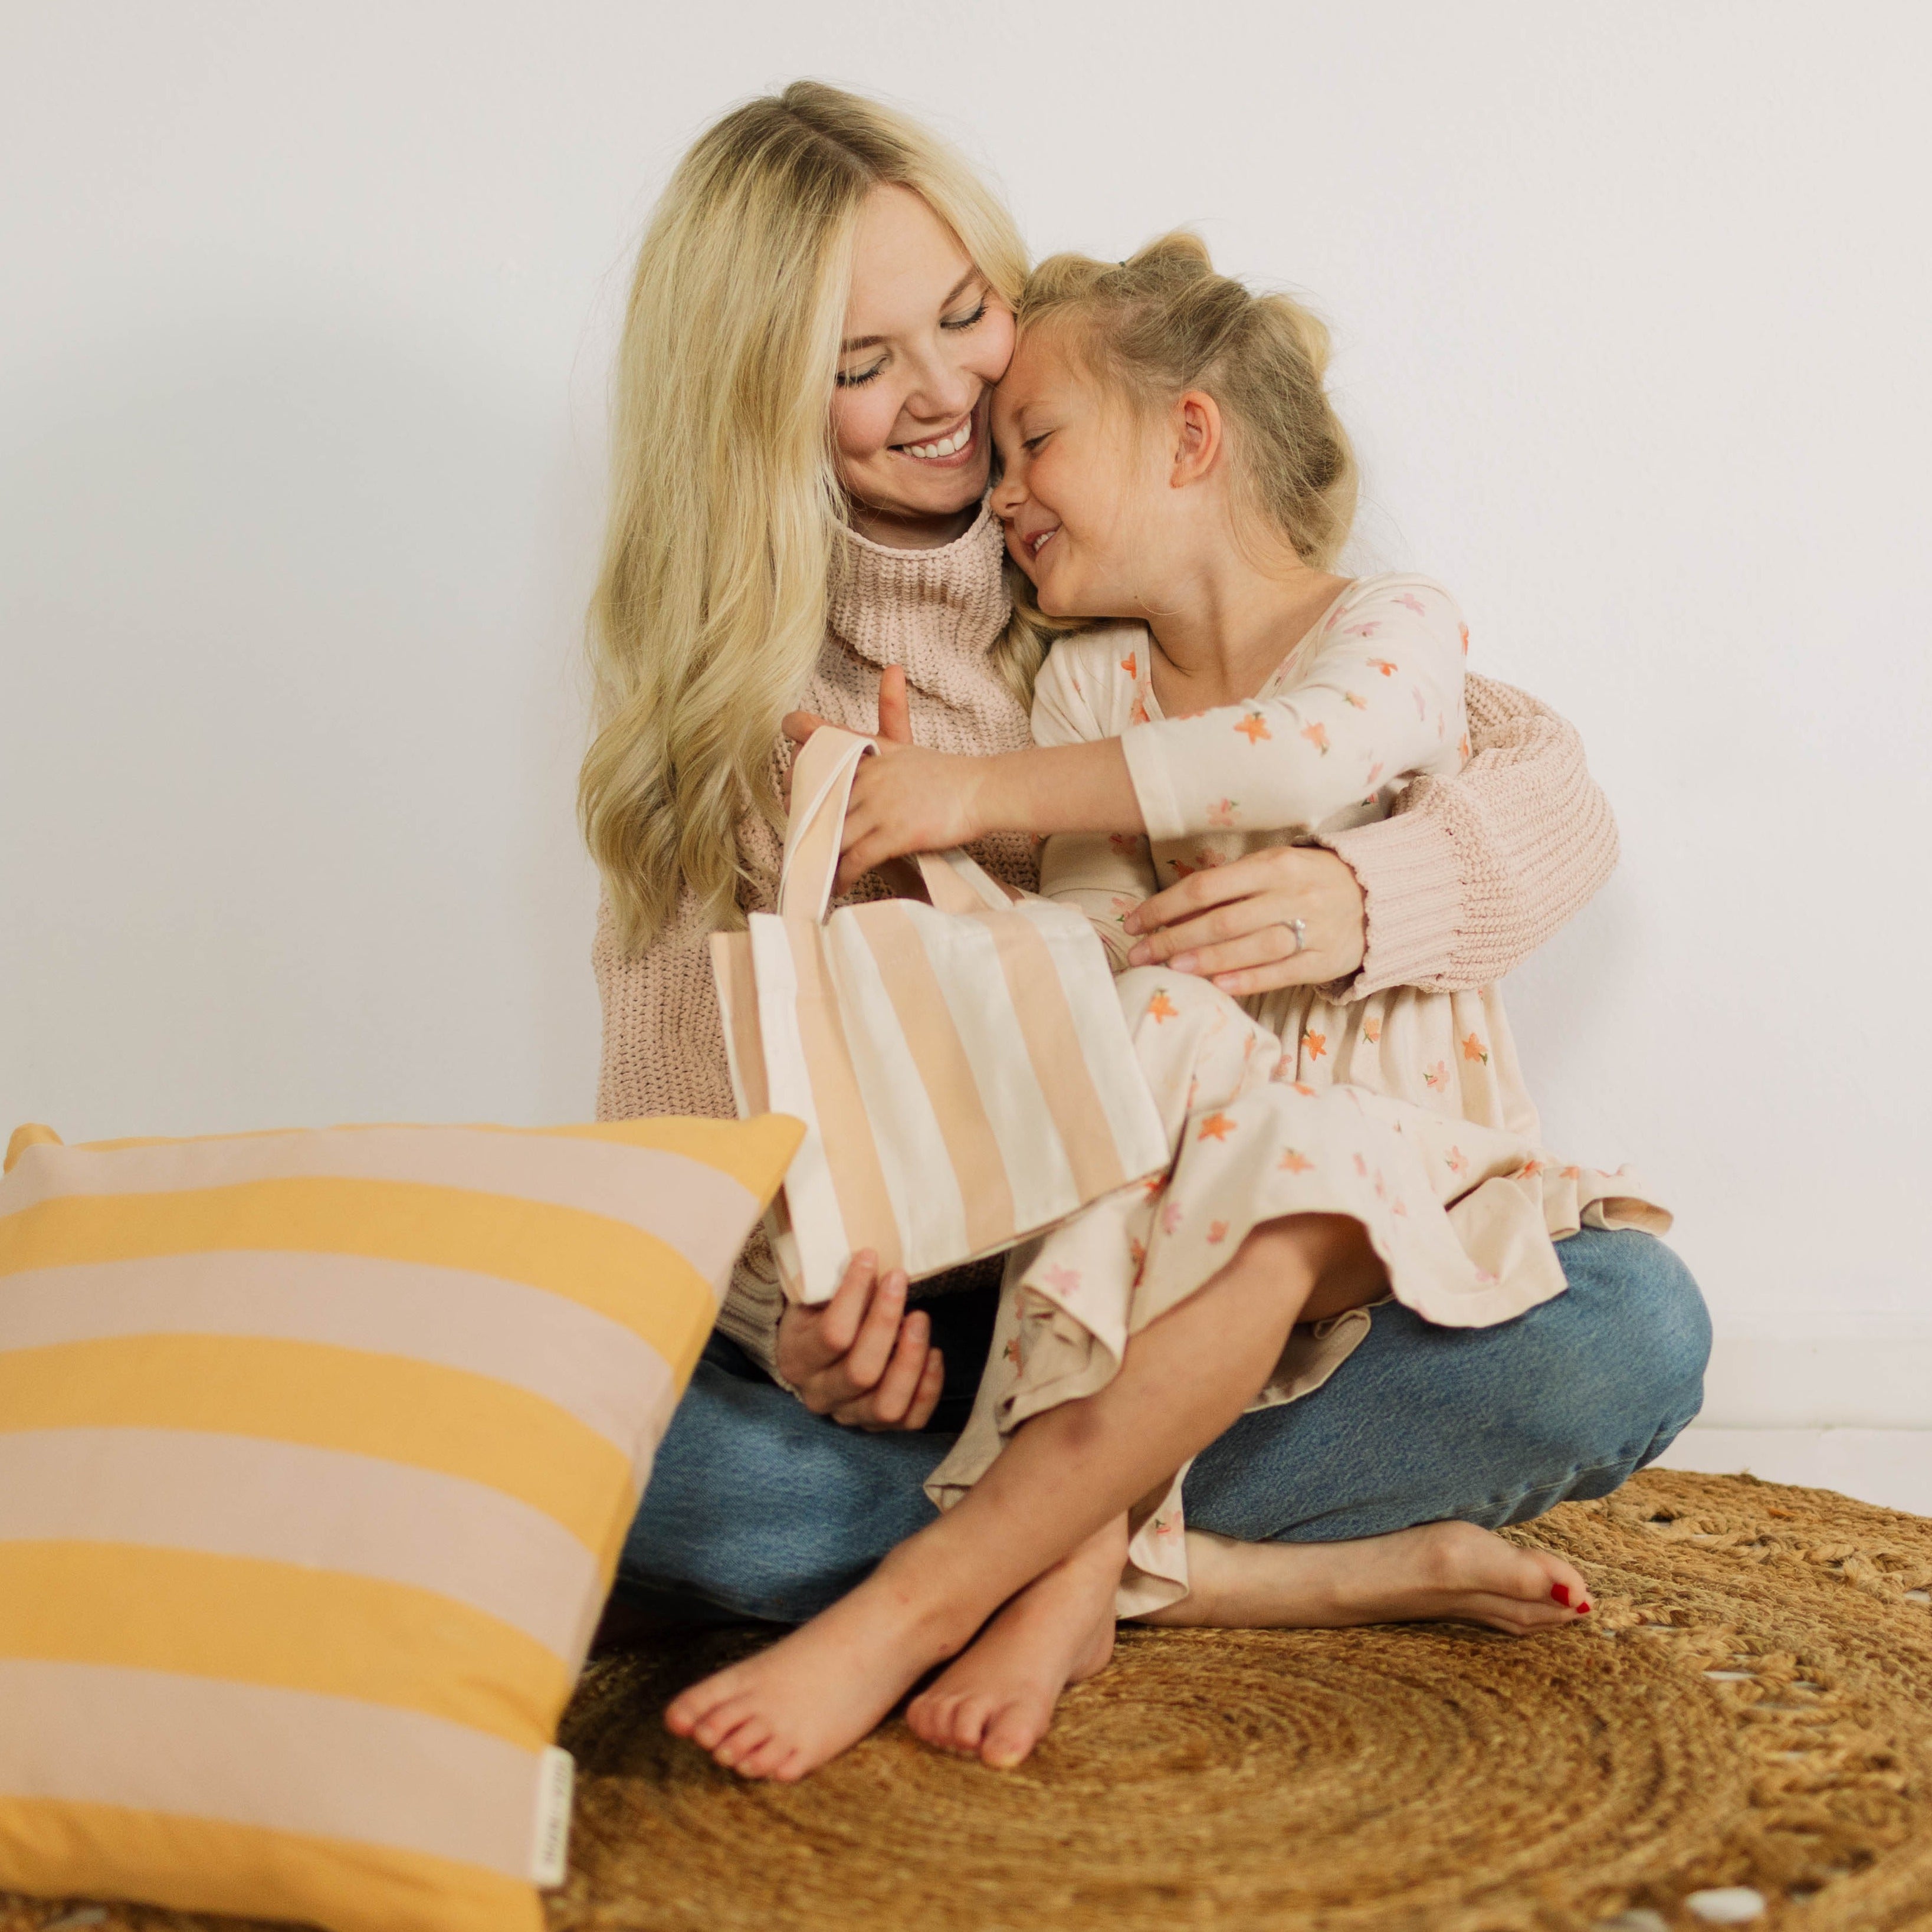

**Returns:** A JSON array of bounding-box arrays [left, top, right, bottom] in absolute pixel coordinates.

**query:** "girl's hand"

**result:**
[[1122, 845, 1368, 994], [831, 742, 994, 891], [773, 1248, 945, 1431]]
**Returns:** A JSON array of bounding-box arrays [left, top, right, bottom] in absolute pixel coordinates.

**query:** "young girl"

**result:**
[[667, 235, 1667, 1782]]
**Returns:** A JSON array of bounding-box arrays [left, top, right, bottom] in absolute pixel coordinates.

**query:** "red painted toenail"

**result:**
[[1577, 1601, 1592, 1615], [1550, 1583, 1571, 1607]]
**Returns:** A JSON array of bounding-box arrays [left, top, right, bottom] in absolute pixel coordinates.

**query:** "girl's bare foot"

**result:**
[[663, 1547, 979, 1782], [1136, 1520, 1593, 1635], [906, 1517, 1126, 1770]]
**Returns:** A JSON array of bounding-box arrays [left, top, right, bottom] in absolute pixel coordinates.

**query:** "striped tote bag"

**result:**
[[711, 726, 1167, 1305]]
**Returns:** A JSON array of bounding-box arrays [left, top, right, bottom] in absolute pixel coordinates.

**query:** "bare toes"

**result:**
[[982, 1700, 1046, 1770], [691, 1693, 760, 1751], [736, 1733, 793, 1779], [712, 1715, 772, 1769]]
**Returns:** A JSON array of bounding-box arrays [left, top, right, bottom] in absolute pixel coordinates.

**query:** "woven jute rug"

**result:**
[[6, 1469, 1930, 1932]]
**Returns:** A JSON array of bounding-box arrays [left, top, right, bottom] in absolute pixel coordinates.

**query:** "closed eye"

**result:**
[[942, 300, 988, 332], [836, 360, 885, 389]]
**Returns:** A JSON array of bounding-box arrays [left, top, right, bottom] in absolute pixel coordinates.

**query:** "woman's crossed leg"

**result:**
[[664, 1213, 1591, 1782]]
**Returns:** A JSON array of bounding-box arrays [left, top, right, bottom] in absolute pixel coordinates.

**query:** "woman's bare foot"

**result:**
[[906, 1517, 1126, 1770], [1135, 1520, 1593, 1636], [664, 1547, 980, 1782]]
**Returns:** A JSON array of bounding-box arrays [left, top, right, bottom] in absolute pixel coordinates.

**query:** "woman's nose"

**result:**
[[904, 347, 975, 422]]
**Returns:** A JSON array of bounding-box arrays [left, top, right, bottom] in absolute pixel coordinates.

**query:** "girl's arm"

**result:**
[[1120, 587, 1465, 846], [825, 588, 1462, 888]]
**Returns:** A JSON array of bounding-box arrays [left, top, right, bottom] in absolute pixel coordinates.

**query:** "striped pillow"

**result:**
[[0, 1113, 801, 1932]]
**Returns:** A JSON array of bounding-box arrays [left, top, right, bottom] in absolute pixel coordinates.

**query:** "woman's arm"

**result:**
[[592, 779, 946, 1424], [1125, 674, 1618, 998], [1320, 671, 1619, 995]]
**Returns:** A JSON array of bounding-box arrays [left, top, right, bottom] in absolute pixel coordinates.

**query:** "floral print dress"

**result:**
[[925, 575, 1669, 1615]]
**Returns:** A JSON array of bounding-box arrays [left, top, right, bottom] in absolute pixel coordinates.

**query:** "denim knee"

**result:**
[[1471, 1231, 1711, 1526]]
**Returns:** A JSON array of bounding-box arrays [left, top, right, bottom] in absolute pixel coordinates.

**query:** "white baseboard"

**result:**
[[1653, 1426, 1932, 1515]]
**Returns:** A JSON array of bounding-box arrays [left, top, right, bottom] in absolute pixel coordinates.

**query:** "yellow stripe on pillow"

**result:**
[[0, 1543, 570, 1746], [0, 1180, 721, 1377], [0, 1337, 633, 1556], [0, 1111, 805, 1932]]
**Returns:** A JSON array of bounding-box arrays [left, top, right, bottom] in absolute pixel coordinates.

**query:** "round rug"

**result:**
[[557, 1469, 1932, 1932], [5, 1469, 1929, 1932]]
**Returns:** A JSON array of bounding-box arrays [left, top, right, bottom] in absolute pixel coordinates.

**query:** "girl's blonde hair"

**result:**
[[583, 81, 1036, 953], [1018, 231, 1358, 572]]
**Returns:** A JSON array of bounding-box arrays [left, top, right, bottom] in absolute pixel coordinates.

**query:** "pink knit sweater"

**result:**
[[593, 506, 1618, 1367]]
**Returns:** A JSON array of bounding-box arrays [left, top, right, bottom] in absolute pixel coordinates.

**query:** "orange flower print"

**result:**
[[1108, 896, 1139, 923], [1120, 651, 1138, 679], [1343, 690, 1368, 710], [1516, 1157, 1547, 1180], [1413, 687, 1428, 721], [1445, 1144, 1469, 1176], [1280, 1148, 1314, 1173], [1160, 1199, 1185, 1236], [1129, 1237, 1147, 1272], [1461, 1032, 1490, 1065], [1147, 989, 1179, 1023], [1130, 696, 1150, 727], [1109, 831, 1143, 855], [1353, 1153, 1370, 1177], [1292, 1081, 1317, 1098], [1151, 1512, 1182, 1538], [1301, 721, 1330, 755], [1396, 592, 1428, 616], [1363, 1016, 1383, 1044], [1234, 711, 1272, 743], [1392, 1198, 1408, 1216], [1142, 1172, 1167, 1199], [1423, 1060, 1449, 1090], [1458, 733, 1471, 762], [1206, 1220, 1230, 1245], [1561, 1165, 1582, 1182], [1206, 797, 1238, 828], [1197, 1112, 1238, 1142], [1365, 762, 1385, 791], [1459, 624, 1470, 657], [1071, 674, 1083, 696], [1042, 1263, 1083, 1294], [1301, 1029, 1329, 1061], [1344, 620, 1383, 638], [1368, 658, 1398, 677], [1002, 1334, 1022, 1368]]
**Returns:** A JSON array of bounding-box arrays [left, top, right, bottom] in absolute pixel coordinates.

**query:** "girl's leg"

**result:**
[[664, 1212, 1377, 1781]]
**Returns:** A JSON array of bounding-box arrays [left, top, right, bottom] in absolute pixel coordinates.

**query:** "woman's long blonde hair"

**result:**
[[583, 81, 1035, 953], [1018, 231, 1358, 571]]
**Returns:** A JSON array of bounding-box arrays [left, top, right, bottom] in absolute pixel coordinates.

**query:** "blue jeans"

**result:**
[[618, 1228, 1710, 1623]]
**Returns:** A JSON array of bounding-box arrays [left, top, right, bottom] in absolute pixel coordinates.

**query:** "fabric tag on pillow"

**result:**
[[531, 1745, 575, 1887]]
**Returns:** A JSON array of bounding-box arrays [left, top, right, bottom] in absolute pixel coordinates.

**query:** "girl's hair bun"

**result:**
[[1018, 232, 1355, 568]]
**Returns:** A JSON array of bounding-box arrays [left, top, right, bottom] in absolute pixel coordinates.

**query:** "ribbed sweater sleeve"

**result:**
[[1319, 671, 1618, 998]]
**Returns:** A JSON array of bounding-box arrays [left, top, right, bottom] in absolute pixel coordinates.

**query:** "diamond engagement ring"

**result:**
[[1284, 918, 1308, 956]]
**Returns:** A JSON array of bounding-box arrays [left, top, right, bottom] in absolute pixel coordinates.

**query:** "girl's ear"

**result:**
[[1170, 390, 1225, 490]]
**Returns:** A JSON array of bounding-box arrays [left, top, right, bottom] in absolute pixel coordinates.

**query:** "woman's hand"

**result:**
[[773, 1248, 945, 1431], [1122, 844, 1368, 995]]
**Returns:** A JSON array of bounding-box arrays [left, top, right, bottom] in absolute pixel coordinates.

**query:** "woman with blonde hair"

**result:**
[[591, 81, 1708, 1769]]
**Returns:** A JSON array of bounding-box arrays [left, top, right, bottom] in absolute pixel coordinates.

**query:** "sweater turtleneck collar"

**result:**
[[825, 501, 1012, 700]]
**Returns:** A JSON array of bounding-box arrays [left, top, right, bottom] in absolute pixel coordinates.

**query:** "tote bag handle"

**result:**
[[777, 726, 1016, 922]]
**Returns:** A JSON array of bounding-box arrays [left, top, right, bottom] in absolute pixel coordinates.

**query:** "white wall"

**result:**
[[4, 2, 1929, 1429]]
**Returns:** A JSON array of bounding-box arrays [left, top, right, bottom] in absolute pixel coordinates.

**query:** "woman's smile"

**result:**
[[891, 404, 979, 467]]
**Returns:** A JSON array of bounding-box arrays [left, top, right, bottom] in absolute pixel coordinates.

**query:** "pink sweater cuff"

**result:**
[[1320, 806, 1464, 1000]]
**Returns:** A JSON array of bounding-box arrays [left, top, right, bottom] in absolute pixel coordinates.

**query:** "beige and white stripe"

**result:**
[[714, 727, 1167, 1304]]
